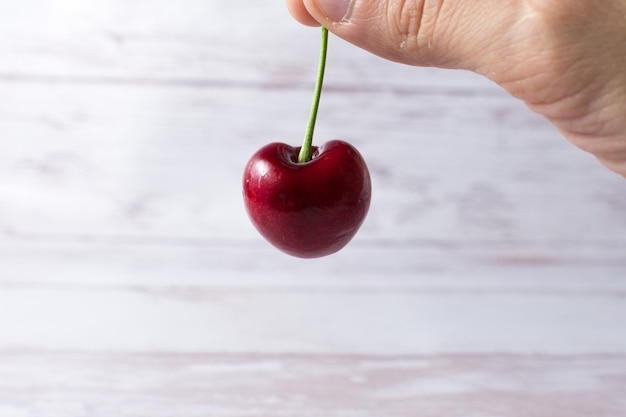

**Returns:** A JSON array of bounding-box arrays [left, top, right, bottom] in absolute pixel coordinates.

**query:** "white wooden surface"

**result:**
[[1, 1, 626, 416]]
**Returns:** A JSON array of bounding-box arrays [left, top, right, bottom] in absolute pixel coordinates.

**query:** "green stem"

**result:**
[[298, 26, 329, 163]]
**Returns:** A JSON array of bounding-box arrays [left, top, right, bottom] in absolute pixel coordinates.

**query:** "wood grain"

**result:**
[[1, 351, 625, 417], [0, 0, 625, 415]]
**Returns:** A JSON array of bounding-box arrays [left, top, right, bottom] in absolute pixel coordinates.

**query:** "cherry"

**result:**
[[242, 27, 372, 258], [243, 140, 371, 258]]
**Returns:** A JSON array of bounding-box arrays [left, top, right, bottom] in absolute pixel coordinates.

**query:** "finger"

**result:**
[[286, 0, 321, 26], [299, 0, 523, 71]]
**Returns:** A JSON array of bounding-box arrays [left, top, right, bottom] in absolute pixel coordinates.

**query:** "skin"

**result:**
[[286, 0, 626, 178]]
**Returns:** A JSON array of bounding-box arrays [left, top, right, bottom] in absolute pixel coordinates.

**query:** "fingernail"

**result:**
[[315, 0, 355, 22]]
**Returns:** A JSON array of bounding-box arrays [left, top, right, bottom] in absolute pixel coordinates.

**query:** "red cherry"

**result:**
[[243, 140, 371, 258]]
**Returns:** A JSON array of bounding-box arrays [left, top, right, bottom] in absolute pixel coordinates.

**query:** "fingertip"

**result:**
[[286, 0, 322, 26]]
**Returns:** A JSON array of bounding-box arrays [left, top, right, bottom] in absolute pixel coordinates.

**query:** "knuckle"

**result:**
[[386, 0, 445, 55]]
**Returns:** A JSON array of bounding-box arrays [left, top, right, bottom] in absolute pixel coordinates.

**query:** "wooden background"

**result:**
[[1, 0, 625, 415]]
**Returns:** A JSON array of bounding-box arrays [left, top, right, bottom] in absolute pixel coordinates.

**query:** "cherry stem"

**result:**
[[298, 26, 328, 164]]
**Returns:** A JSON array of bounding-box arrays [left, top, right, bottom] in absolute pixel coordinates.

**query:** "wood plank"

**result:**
[[2, 285, 625, 354], [1, 241, 625, 287], [0, 351, 624, 416], [0, 0, 496, 90], [0, 244, 625, 355], [1, 83, 624, 243]]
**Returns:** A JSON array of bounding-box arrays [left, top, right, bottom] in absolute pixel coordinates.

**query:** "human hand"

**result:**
[[286, 0, 626, 177]]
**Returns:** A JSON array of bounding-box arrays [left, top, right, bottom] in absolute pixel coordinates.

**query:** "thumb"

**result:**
[[299, 0, 522, 72]]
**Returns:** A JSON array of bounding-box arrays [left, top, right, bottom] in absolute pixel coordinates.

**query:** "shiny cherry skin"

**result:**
[[243, 140, 371, 258]]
